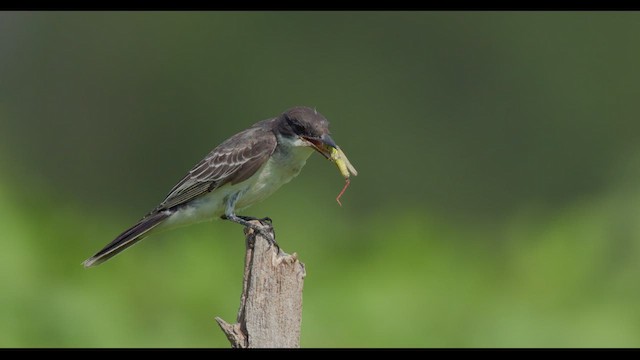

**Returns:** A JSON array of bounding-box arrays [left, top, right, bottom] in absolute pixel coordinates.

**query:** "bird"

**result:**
[[83, 106, 355, 267]]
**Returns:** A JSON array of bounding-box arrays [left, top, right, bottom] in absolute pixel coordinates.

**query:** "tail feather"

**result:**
[[83, 211, 170, 268]]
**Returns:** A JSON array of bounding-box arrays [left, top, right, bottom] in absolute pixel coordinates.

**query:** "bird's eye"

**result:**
[[289, 119, 306, 134]]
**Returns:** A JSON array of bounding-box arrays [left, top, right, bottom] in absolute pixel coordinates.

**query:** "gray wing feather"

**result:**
[[156, 120, 277, 211]]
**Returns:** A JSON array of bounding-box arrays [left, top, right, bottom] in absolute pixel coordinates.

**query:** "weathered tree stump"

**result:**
[[215, 220, 306, 348]]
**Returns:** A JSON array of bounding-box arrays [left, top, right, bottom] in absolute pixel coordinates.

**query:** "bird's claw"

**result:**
[[222, 213, 278, 252], [251, 222, 279, 252]]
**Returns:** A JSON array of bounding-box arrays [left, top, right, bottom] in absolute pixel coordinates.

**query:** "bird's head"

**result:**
[[275, 106, 337, 159]]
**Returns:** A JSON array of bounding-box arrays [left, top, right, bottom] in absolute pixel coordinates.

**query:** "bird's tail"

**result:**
[[83, 211, 170, 268]]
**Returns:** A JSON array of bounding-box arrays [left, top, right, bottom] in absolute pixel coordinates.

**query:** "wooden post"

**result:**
[[215, 220, 306, 348]]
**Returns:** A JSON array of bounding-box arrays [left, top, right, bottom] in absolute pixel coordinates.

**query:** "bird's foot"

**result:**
[[237, 215, 273, 225], [246, 221, 279, 253], [255, 224, 279, 251], [221, 214, 278, 251]]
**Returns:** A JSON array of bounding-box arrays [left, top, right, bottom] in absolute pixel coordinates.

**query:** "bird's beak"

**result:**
[[302, 134, 337, 160], [302, 133, 358, 178]]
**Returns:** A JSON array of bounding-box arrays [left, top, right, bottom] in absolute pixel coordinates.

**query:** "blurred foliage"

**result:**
[[1, 11, 640, 347]]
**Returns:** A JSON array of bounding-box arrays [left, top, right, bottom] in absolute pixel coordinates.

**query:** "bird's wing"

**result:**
[[156, 121, 277, 211]]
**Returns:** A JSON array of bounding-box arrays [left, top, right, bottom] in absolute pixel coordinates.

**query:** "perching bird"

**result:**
[[83, 106, 357, 267]]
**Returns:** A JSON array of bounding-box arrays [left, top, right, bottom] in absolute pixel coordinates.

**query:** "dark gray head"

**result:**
[[274, 106, 338, 158]]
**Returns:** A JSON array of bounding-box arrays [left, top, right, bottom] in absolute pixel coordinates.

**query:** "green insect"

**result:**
[[329, 146, 358, 206]]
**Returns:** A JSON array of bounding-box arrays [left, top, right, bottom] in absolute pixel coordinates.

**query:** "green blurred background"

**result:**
[[1, 11, 640, 347]]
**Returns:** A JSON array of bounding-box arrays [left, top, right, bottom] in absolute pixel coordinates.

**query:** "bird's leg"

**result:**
[[223, 192, 278, 249]]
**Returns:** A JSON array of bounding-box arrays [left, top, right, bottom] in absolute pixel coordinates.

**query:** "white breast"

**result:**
[[235, 144, 314, 210]]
